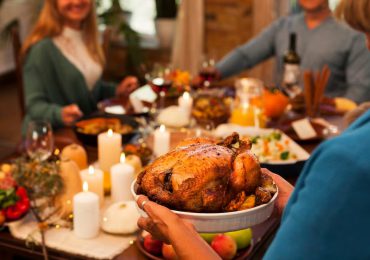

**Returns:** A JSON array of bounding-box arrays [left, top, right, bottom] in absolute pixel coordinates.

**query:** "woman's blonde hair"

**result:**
[[21, 0, 105, 65], [335, 0, 370, 32]]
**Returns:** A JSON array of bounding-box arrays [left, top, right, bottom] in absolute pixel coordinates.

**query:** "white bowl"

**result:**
[[131, 180, 278, 233]]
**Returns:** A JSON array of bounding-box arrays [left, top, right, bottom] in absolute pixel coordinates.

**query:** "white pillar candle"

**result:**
[[80, 166, 104, 206], [178, 91, 193, 118], [154, 125, 170, 157], [73, 182, 100, 239], [98, 129, 121, 192], [110, 153, 135, 202]]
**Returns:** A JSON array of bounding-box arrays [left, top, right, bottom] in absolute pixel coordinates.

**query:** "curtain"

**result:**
[[171, 0, 204, 76]]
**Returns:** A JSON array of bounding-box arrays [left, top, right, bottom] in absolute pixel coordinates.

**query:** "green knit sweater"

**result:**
[[22, 38, 116, 132]]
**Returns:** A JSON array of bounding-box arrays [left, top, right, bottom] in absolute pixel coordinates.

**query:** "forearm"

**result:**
[[168, 219, 220, 260], [216, 19, 280, 79], [26, 101, 64, 127], [216, 48, 251, 79], [343, 84, 370, 104]]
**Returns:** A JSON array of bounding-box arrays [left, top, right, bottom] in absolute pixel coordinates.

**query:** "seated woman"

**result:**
[[136, 0, 370, 259], [21, 0, 138, 130]]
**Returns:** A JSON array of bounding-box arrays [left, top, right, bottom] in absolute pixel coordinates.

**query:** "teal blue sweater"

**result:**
[[217, 14, 370, 103], [264, 109, 370, 259], [22, 38, 116, 131]]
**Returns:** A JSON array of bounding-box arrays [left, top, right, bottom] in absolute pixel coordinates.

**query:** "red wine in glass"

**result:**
[[199, 64, 217, 87], [149, 77, 173, 94], [199, 70, 217, 82]]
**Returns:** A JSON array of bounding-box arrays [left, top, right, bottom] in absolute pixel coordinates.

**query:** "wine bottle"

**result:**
[[282, 33, 301, 98]]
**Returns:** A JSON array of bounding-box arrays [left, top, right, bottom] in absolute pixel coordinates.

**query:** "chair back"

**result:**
[[102, 27, 112, 63], [10, 24, 25, 119]]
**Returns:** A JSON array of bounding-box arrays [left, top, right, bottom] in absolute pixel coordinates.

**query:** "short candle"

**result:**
[[73, 182, 100, 239]]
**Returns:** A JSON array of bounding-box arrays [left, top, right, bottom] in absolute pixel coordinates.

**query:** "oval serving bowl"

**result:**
[[74, 114, 139, 146], [131, 180, 278, 233]]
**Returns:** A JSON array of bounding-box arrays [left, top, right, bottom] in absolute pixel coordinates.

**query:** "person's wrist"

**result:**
[[167, 217, 194, 243]]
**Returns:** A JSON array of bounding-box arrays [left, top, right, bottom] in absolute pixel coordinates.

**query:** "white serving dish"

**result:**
[[131, 180, 278, 233], [214, 124, 310, 165]]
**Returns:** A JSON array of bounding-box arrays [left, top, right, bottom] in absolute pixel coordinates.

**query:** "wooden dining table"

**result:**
[[0, 110, 347, 260]]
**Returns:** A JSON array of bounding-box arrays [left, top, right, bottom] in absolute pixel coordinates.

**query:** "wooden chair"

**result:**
[[10, 24, 25, 119], [102, 27, 112, 60]]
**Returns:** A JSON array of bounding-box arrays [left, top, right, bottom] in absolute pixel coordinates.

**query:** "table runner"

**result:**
[[8, 213, 136, 260]]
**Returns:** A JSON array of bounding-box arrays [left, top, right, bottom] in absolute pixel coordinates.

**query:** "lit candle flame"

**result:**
[[54, 148, 60, 156], [120, 153, 126, 163], [183, 91, 190, 100], [159, 125, 166, 132], [107, 129, 113, 137], [83, 181, 89, 192], [242, 101, 249, 111], [88, 165, 94, 175], [195, 129, 202, 137]]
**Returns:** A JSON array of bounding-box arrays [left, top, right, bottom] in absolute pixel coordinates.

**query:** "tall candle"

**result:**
[[154, 125, 170, 157], [110, 153, 135, 202], [178, 91, 193, 118], [98, 129, 121, 192], [73, 182, 100, 239], [80, 166, 104, 206]]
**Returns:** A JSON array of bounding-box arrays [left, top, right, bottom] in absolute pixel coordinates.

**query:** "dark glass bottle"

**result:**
[[282, 33, 301, 98]]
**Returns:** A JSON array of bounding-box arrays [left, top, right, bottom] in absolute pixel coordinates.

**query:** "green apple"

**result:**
[[199, 233, 218, 244], [225, 228, 253, 249]]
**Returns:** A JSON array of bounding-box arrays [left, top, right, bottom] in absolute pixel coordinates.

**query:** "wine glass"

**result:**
[[145, 64, 173, 110], [199, 57, 217, 88], [25, 121, 54, 161], [187, 118, 215, 139]]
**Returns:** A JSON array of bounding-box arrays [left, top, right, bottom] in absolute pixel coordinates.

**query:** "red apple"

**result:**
[[211, 234, 237, 260], [143, 234, 163, 256], [162, 243, 178, 260]]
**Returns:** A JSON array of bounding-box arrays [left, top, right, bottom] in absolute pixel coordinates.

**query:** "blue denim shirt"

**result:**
[[264, 109, 370, 259]]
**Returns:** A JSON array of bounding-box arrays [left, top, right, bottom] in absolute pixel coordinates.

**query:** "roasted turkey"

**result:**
[[137, 133, 276, 212]]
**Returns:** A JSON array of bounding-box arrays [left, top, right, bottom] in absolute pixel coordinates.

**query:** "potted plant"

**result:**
[[155, 0, 178, 49]]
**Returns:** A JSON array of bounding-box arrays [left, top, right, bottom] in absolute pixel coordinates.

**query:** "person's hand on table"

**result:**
[[262, 168, 294, 216], [61, 104, 83, 126], [136, 195, 220, 260], [116, 76, 139, 97]]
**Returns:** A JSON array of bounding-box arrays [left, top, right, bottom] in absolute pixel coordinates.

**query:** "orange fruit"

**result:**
[[263, 88, 289, 118]]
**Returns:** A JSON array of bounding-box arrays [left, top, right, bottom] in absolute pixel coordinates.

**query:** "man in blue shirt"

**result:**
[[216, 0, 370, 103]]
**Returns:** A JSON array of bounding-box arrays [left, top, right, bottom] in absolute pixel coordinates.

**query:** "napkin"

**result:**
[[157, 106, 190, 128], [129, 85, 157, 103]]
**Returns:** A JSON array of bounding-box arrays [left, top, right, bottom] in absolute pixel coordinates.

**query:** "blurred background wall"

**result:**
[[0, 0, 342, 83], [0, 0, 42, 75]]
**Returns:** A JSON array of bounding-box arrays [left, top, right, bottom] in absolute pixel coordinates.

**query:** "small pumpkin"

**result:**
[[56, 157, 82, 217], [263, 87, 289, 118], [125, 154, 142, 175], [61, 144, 88, 170]]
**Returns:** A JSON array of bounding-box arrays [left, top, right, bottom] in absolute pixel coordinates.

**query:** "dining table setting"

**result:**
[[0, 66, 356, 260]]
